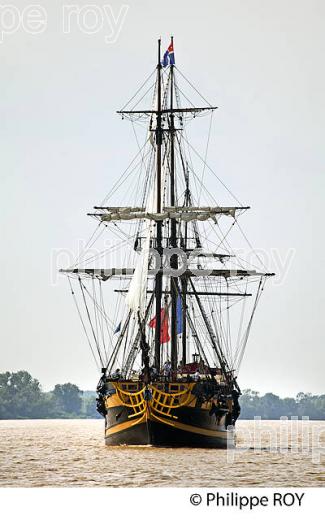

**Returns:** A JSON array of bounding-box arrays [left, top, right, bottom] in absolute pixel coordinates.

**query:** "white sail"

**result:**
[[125, 227, 151, 318], [125, 172, 155, 318], [125, 138, 170, 317]]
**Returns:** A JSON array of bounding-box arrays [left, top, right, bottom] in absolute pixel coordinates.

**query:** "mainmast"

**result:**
[[181, 171, 190, 367], [169, 36, 178, 372], [154, 39, 163, 371]]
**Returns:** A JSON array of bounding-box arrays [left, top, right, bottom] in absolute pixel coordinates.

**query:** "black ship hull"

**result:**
[[99, 381, 238, 449], [104, 401, 235, 449], [105, 418, 232, 448]]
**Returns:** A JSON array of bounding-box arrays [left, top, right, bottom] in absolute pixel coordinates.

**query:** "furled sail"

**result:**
[[60, 267, 273, 280], [89, 206, 249, 223]]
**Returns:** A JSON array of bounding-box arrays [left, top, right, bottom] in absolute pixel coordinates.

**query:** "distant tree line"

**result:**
[[0, 371, 324, 420], [0, 371, 99, 419], [240, 389, 325, 420]]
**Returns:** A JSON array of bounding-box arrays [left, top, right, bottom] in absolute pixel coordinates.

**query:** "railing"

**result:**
[[115, 385, 146, 418], [114, 383, 194, 420], [150, 386, 193, 419]]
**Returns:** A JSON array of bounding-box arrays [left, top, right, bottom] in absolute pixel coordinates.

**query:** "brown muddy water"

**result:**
[[0, 419, 324, 487]]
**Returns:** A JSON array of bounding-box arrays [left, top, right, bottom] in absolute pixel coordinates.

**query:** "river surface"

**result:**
[[0, 419, 324, 487]]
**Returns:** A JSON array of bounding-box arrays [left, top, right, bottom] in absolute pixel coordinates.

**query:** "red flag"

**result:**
[[149, 308, 170, 344]]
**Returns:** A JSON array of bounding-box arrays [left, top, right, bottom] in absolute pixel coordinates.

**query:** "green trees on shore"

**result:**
[[240, 389, 325, 420], [0, 371, 99, 419], [0, 371, 45, 419], [0, 371, 324, 420]]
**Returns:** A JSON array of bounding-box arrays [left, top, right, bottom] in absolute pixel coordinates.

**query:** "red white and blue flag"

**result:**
[[162, 40, 175, 67]]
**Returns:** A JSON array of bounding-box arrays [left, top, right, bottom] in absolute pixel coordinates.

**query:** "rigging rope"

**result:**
[[198, 110, 213, 204], [120, 69, 156, 111], [175, 67, 214, 107], [68, 277, 100, 371], [79, 277, 105, 367], [181, 132, 243, 206], [236, 277, 266, 370]]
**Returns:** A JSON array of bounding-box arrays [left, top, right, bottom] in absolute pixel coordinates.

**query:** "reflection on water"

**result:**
[[0, 419, 324, 487]]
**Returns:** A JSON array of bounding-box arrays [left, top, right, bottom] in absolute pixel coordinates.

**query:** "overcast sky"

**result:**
[[0, 0, 324, 396]]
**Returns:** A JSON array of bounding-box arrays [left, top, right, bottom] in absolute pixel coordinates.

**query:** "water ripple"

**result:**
[[0, 419, 324, 487]]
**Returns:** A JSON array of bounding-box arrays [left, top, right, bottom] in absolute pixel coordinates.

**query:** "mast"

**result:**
[[169, 36, 178, 372], [181, 278, 187, 366], [154, 39, 163, 371], [181, 172, 190, 366]]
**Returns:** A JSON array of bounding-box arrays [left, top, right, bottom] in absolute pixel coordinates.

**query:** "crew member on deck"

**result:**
[[111, 368, 121, 380], [150, 365, 158, 381], [193, 370, 201, 381], [163, 360, 172, 380], [231, 388, 241, 424]]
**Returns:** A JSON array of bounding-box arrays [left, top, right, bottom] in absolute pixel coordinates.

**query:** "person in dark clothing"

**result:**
[[231, 389, 241, 424]]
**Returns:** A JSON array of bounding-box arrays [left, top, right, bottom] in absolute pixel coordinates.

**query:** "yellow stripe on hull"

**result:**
[[149, 412, 228, 439], [105, 414, 147, 436], [105, 406, 229, 440]]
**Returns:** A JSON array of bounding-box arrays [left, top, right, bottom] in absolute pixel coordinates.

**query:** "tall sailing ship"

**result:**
[[61, 39, 274, 448]]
